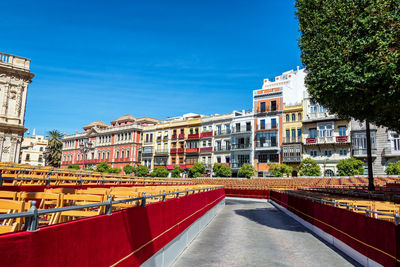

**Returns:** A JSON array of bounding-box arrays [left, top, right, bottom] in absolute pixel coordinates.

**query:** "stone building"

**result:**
[[0, 52, 34, 163], [20, 132, 48, 166]]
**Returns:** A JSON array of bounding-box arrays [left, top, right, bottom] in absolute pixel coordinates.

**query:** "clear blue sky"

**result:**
[[1, 0, 302, 136]]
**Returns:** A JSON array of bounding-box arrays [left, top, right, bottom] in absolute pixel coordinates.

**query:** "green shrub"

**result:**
[[299, 158, 321, 176], [96, 162, 110, 173], [188, 163, 205, 178], [238, 163, 255, 178], [385, 161, 400, 175], [213, 163, 232, 177], [135, 165, 149, 177], [171, 165, 184, 178], [336, 158, 364, 176], [269, 163, 293, 177], [151, 166, 169, 177], [123, 165, 134, 175], [67, 164, 80, 170]]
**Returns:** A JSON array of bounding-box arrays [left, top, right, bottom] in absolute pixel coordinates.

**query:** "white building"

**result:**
[[20, 132, 48, 166]]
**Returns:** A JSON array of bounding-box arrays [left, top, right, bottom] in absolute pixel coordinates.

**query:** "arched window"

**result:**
[[292, 114, 296, 121], [121, 149, 125, 159], [107, 151, 110, 159], [285, 114, 289, 122], [126, 149, 130, 158], [325, 169, 334, 177], [116, 150, 119, 159]]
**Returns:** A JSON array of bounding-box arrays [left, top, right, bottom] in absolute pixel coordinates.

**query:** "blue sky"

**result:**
[[1, 0, 301, 136]]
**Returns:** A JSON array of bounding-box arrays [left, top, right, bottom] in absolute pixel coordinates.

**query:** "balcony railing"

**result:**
[[0, 52, 31, 71], [231, 143, 252, 150], [170, 148, 177, 154], [200, 147, 213, 153], [283, 137, 302, 143], [255, 141, 278, 149], [304, 112, 337, 121], [171, 134, 177, 140], [305, 136, 349, 145], [231, 126, 252, 134], [200, 131, 213, 138], [352, 148, 377, 157], [178, 134, 185, 139], [383, 144, 400, 157], [188, 133, 200, 139], [214, 129, 231, 136], [282, 156, 302, 163], [256, 124, 278, 131], [155, 149, 169, 154], [255, 107, 282, 114], [214, 146, 231, 152], [177, 148, 185, 153], [186, 148, 199, 153]]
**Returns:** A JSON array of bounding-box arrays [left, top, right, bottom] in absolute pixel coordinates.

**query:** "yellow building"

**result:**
[[282, 102, 303, 174]]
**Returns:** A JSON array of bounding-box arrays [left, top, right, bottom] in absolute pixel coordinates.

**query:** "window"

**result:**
[[207, 140, 212, 146], [107, 151, 110, 159], [26, 154, 30, 161], [260, 119, 265, 130], [121, 149, 125, 159], [309, 128, 317, 138], [291, 129, 296, 139], [38, 156, 43, 162], [236, 123, 240, 132], [310, 102, 317, 113], [102, 152, 105, 159], [339, 126, 347, 137], [203, 140, 207, 146], [298, 113, 302, 121], [260, 102, 266, 112], [225, 156, 230, 163], [339, 149, 347, 156], [217, 157, 221, 163], [225, 124, 230, 134], [286, 114, 290, 122], [310, 150, 317, 157], [318, 124, 333, 137], [116, 150, 119, 159], [246, 122, 251, 131], [271, 100, 277, 111], [324, 150, 332, 157], [271, 118, 276, 128], [292, 114, 296, 121], [217, 125, 222, 135], [129, 132, 131, 140], [286, 130, 290, 140]]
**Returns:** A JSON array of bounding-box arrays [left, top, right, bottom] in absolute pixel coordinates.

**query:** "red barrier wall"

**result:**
[[0, 188, 225, 267], [225, 189, 270, 199], [270, 190, 399, 266]]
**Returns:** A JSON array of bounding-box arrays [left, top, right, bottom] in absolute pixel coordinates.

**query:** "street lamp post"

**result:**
[[79, 140, 93, 169]]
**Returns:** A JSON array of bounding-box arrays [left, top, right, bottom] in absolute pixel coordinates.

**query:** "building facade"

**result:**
[[20, 133, 48, 166], [61, 115, 159, 169], [0, 52, 34, 163], [282, 102, 303, 174]]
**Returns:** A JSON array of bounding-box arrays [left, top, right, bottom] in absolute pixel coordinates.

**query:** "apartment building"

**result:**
[[61, 115, 159, 169], [282, 102, 303, 174], [20, 133, 48, 166], [252, 68, 306, 177], [302, 91, 352, 176]]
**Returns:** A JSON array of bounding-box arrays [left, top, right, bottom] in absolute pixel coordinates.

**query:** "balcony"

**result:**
[[255, 141, 279, 150], [231, 126, 252, 134], [256, 124, 278, 131], [255, 107, 282, 114], [171, 134, 177, 140], [200, 147, 213, 153], [200, 131, 213, 138], [352, 148, 377, 157], [282, 156, 302, 163], [186, 148, 199, 154], [170, 148, 177, 154], [231, 143, 252, 150], [115, 157, 131, 162], [178, 134, 185, 139], [383, 144, 400, 157], [155, 149, 169, 155], [304, 112, 337, 122], [188, 133, 200, 139], [177, 148, 185, 154], [305, 136, 350, 145], [283, 137, 302, 143], [214, 146, 231, 152], [214, 129, 231, 136], [0, 52, 31, 71]]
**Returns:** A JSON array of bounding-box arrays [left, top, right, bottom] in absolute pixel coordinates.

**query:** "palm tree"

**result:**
[[45, 130, 63, 167]]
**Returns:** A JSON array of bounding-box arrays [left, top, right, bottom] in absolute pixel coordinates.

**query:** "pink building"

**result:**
[[61, 115, 159, 170]]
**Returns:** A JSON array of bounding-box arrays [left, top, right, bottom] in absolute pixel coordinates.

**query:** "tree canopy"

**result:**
[[268, 163, 293, 177], [171, 165, 184, 178], [45, 130, 63, 167], [67, 164, 80, 170], [151, 166, 169, 177], [188, 163, 206, 178], [213, 163, 232, 177], [385, 160, 400, 175], [238, 163, 255, 178], [336, 157, 365, 176], [135, 165, 149, 177], [123, 165, 134, 175], [299, 158, 321, 176], [296, 0, 400, 131]]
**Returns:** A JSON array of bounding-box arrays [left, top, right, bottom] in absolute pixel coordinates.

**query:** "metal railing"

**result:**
[[0, 186, 224, 232], [278, 190, 400, 225]]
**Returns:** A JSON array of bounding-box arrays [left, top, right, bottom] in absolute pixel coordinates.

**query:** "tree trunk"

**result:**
[[366, 121, 375, 191]]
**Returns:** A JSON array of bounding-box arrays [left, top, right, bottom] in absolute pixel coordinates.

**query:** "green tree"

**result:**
[[135, 165, 149, 177], [299, 158, 321, 176], [337, 158, 365, 176], [188, 162, 205, 178], [385, 161, 400, 175], [67, 164, 80, 170], [123, 165, 134, 175], [213, 163, 232, 177], [108, 167, 121, 174], [238, 163, 255, 178], [151, 166, 169, 177], [96, 162, 110, 173], [45, 130, 63, 167], [296, 0, 400, 190], [171, 165, 184, 178], [269, 163, 293, 177]]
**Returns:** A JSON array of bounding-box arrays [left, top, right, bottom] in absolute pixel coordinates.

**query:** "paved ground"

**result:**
[[172, 198, 360, 267]]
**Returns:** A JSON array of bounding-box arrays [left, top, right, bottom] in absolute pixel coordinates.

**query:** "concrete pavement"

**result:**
[[172, 198, 360, 267]]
